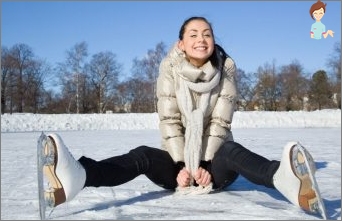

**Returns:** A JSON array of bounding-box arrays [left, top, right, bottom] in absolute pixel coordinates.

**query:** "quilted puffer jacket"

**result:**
[[156, 43, 238, 163]]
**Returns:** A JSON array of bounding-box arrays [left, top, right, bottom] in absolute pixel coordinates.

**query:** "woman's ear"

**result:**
[[178, 40, 185, 52]]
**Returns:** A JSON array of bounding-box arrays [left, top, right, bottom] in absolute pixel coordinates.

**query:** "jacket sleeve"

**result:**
[[202, 57, 238, 161], [156, 58, 185, 163]]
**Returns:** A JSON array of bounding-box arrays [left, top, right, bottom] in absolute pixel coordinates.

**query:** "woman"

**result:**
[[41, 17, 323, 217], [309, 0, 334, 39]]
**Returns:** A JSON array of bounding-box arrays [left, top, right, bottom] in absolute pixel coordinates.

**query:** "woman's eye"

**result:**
[[190, 35, 197, 38]]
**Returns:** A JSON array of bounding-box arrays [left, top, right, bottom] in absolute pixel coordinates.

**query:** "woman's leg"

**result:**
[[211, 141, 280, 190], [79, 145, 178, 190]]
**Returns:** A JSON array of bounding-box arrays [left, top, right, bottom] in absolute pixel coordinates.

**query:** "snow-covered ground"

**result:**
[[1, 109, 341, 220]]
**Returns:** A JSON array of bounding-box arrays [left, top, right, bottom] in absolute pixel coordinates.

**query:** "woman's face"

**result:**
[[178, 19, 215, 67], [313, 7, 325, 21]]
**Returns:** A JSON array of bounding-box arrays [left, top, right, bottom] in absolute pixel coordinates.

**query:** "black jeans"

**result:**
[[79, 141, 280, 190]]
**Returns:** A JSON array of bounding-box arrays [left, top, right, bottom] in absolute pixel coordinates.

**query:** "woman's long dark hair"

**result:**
[[178, 16, 230, 70], [211, 44, 229, 71]]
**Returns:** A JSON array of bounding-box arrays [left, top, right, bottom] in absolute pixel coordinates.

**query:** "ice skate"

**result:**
[[273, 141, 327, 219], [37, 132, 86, 219]]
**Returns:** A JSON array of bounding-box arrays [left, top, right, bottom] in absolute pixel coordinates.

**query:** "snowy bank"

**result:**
[[1, 109, 340, 132]]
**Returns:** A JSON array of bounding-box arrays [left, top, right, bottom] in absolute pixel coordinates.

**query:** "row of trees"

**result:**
[[1, 41, 341, 114], [236, 57, 341, 111]]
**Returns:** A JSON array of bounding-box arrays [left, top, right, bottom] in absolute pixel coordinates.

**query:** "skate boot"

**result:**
[[42, 133, 86, 207], [273, 141, 327, 219]]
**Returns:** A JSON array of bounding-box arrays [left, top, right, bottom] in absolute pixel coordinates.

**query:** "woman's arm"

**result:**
[[157, 59, 185, 163], [202, 57, 238, 161]]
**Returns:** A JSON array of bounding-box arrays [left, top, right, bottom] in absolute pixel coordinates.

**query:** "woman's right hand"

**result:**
[[177, 168, 191, 187]]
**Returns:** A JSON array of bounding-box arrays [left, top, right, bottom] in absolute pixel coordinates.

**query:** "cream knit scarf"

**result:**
[[175, 62, 221, 195]]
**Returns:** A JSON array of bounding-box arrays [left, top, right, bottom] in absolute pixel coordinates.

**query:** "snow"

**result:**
[[1, 109, 341, 220]]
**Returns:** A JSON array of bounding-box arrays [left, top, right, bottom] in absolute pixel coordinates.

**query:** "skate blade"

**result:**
[[37, 133, 66, 220], [38, 132, 54, 220], [291, 143, 327, 219]]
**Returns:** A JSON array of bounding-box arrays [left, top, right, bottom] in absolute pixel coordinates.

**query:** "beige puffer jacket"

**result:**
[[157, 43, 237, 163]]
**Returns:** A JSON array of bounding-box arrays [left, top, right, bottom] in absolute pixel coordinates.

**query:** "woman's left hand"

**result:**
[[194, 167, 212, 186]]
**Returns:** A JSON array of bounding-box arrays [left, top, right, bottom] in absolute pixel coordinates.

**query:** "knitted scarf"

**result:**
[[174, 61, 221, 195]]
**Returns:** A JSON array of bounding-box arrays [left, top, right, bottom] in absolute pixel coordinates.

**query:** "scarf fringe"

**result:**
[[175, 182, 213, 195]]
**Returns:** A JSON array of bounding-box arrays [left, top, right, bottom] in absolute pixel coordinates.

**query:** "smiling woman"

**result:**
[[31, 16, 329, 220], [177, 17, 215, 67]]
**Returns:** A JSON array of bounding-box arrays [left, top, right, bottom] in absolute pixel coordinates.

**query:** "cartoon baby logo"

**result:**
[[310, 0, 334, 40]]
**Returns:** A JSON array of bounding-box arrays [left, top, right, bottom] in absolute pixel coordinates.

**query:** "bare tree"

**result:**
[[254, 61, 281, 111], [86, 51, 122, 113], [130, 42, 167, 112], [112, 81, 133, 113], [129, 79, 154, 113], [1, 46, 20, 114], [1, 46, 11, 114], [24, 59, 51, 113], [8, 44, 34, 112], [326, 42, 341, 108], [327, 42, 341, 82], [1, 44, 48, 113], [57, 42, 88, 113], [235, 68, 257, 110]]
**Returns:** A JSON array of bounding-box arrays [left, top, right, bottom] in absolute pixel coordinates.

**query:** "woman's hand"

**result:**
[[323, 29, 334, 38], [177, 168, 191, 187], [194, 167, 212, 186]]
